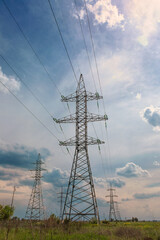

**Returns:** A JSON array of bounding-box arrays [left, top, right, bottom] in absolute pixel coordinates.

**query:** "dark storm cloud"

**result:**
[[134, 192, 160, 199], [44, 168, 69, 188], [121, 198, 132, 202], [0, 189, 12, 194], [0, 144, 51, 169], [146, 182, 160, 188], [19, 179, 33, 187], [0, 168, 21, 180]]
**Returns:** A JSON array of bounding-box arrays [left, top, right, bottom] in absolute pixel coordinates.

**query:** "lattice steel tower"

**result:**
[[106, 185, 121, 221], [25, 153, 45, 220], [57, 187, 65, 220], [54, 74, 108, 222]]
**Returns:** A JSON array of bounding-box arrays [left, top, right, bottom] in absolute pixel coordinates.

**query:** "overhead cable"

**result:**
[[74, 0, 97, 91], [83, 0, 106, 113], [0, 79, 59, 141], [2, 0, 61, 96], [83, 0, 113, 176], [0, 54, 62, 134], [47, 0, 78, 83], [1, 0, 73, 155]]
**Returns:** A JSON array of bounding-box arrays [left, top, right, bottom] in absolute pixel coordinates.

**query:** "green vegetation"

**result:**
[[0, 204, 14, 220], [0, 220, 160, 240]]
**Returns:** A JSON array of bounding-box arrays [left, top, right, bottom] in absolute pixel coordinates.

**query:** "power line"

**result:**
[[0, 54, 74, 160], [2, 0, 111, 178], [0, 54, 53, 118], [47, 0, 78, 83], [74, 0, 97, 91], [1, 0, 61, 96], [83, 0, 107, 118], [72, 0, 112, 183], [0, 54, 62, 134], [51, 0, 104, 166], [83, 0, 113, 177], [0, 79, 59, 141], [70, 0, 111, 184], [1, 0, 77, 155], [47, 1, 104, 163], [83, 0, 102, 99]]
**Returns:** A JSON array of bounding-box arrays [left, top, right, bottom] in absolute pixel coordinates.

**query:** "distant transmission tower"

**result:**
[[25, 153, 45, 220], [115, 202, 121, 221], [106, 185, 121, 221], [57, 187, 65, 220], [54, 74, 108, 222]]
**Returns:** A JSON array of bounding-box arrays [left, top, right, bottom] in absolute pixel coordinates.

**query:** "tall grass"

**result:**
[[0, 220, 160, 240]]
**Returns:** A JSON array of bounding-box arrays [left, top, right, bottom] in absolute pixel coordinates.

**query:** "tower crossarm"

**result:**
[[87, 136, 105, 145], [53, 114, 76, 123], [107, 188, 116, 191], [53, 113, 108, 124], [106, 195, 118, 198], [86, 91, 103, 101], [59, 136, 105, 146], [87, 113, 108, 122], [61, 91, 102, 102], [61, 93, 77, 102]]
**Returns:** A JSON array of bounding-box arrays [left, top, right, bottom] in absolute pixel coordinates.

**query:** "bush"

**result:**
[[0, 204, 14, 220]]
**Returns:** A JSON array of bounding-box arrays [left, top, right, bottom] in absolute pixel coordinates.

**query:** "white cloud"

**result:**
[[97, 51, 138, 88], [135, 93, 141, 100], [0, 66, 20, 94], [94, 176, 105, 187], [106, 177, 125, 188], [153, 161, 160, 167], [94, 176, 125, 188], [140, 106, 160, 132], [137, 35, 148, 47], [127, 0, 160, 46], [81, 0, 124, 28], [79, 9, 86, 20], [116, 162, 150, 178]]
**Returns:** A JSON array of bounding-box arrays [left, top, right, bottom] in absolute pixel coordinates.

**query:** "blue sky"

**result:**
[[1, 0, 160, 220]]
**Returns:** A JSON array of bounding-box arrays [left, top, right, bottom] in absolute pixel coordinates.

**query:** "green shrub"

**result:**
[[0, 204, 14, 220]]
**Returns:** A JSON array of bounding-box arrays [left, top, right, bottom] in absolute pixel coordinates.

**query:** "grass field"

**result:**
[[0, 221, 160, 240]]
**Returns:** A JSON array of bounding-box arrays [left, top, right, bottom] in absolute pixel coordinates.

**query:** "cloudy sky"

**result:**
[[1, 0, 160, 220]]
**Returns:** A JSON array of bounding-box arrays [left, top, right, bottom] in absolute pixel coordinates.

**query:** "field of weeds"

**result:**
[[0, 220, 160, 240]]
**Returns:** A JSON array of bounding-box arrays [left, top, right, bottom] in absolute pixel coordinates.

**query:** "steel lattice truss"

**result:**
[[54, 74, 108, 222], [106, 187, 121, 221], [25, 153, 45, 220]]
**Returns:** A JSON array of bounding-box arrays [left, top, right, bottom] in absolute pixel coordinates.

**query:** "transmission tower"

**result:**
[[53, 74, 108, 222], [25, 153, 45, 220], [57, 187, 65, 220], [115, 202, 121, 221], [106, 185, 121, 221]]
